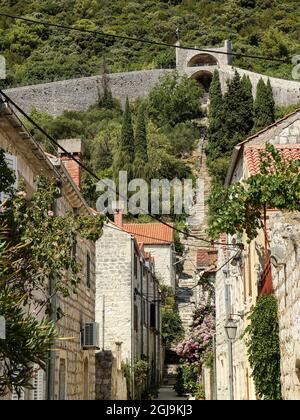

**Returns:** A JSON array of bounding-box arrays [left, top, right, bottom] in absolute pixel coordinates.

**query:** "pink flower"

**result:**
[[47, 210, 54, 217]]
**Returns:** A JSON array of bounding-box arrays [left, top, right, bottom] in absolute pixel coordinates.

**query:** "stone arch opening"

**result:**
[[187, 53, 218, 67], [191, 70, 213, 92]]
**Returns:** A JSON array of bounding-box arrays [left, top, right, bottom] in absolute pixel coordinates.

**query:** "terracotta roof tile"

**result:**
[[245, 144, 300, 176], [197, 248, 218, 268], [123, 223, 174, 245]]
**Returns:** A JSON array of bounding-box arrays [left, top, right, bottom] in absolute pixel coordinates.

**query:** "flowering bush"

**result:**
[[176, 304, 215, 365]]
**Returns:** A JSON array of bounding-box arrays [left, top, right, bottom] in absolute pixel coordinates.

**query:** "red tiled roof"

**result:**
[[123, 223, 174, 245], [245, 144, 300, 176], [197, 248, 218, 268]]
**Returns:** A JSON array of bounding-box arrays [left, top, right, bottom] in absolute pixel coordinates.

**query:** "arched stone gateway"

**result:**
[[191, 70, 213, 92], [4, 39, 300, 116], [187, 53, 218, 68]]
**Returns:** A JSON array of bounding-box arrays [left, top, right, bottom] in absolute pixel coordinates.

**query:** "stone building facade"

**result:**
[[215, 108, 300, 400], [122, 223, 176, 290], [0, 97, 98, 400], [95, 215, 163, 399], [269, 213, 300, 400]]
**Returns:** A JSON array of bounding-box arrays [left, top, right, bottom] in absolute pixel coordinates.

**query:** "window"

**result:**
[[142, 299, 147, 326], [134, 254, 138, 278], [86, 252, 91, 289], [32, 365, 46, 400], [134, 304, 138, 332], [150, 303, 156, 328]]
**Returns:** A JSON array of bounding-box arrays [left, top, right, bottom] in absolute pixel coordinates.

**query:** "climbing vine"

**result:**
[[208, 144, 300, 240], [243, 295, 282, 400]]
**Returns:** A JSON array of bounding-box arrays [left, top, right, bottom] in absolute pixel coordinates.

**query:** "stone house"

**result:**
[[122, 222, 176, 290], [215, 108, 300, 400], [95, 212, 163, 400], [0, 97, 98, 400]]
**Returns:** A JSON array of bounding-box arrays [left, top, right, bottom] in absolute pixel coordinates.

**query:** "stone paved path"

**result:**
[[156, 386, 187, 400]]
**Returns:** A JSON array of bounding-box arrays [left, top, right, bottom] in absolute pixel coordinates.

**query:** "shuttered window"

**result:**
[[32, 366, 46, 400]]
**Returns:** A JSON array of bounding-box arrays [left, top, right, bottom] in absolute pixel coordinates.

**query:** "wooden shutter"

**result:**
[[11, 388, 25, 400], [32, 366, 45, 400]]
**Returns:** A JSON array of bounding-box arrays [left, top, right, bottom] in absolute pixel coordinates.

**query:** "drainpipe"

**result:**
[[146, 272, 150, 387], [130, 238, 135, 400], [213, 333, 217, 400], [46, 277, 56, 400], [227, 339, 234, 400], [46, 199, 58, 400], [141, 260, 144, 357]]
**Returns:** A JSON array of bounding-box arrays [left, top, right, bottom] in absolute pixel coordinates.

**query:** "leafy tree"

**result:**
[[0, 152, 104, 396], [162, 122, 199, 158], [113, 97, 135, 180], [254, 78, 275, 131], [239, 0, 256, 7], [160, 284, 184, 348], [147, 71, 203, 127], [208, 144, 300, 240]]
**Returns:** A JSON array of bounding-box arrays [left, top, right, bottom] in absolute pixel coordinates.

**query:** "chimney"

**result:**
[[57, 139, 82, 189], [114, 209, 123, 228], [112, 201, 125, 228]]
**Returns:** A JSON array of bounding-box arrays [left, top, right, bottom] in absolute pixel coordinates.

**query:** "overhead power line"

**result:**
[[0, 90, 240, 248], [0, 12, 291, 64]]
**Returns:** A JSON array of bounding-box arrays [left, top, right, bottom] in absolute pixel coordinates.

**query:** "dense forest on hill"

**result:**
[[0, 0, 299, 87]]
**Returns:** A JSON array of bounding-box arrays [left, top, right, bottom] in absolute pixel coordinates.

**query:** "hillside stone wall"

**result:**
[[4, 69, 172, 116]]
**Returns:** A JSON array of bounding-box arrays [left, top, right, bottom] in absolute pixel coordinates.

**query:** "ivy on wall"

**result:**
[[243, 295, 282, 400]]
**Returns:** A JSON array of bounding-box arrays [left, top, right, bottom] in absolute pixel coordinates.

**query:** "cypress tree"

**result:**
[[207, 70, 225, 159], [241, 74, 254, 134], [208, 70, 223, 135], [133, 104, 148, 179], [223, 71, 250, 148], [254, 78, 275, 131], [113, 97, 135, 180]]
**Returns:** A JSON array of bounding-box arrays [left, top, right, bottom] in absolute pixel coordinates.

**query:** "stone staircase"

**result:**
[[176, 133, 211, 333]]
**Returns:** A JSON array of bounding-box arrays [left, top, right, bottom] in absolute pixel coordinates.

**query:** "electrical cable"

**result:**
[[0, 12, 291, 64], [176, 249, 242, 308], [0, 89, 242, 249]]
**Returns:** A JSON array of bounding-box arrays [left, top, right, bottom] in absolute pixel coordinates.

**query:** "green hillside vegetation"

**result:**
[[24, 71, 203, 208], [0, 0, 299, 87]]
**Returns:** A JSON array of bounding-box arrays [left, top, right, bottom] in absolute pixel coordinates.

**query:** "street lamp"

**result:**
[[225, 317, 238, 340]]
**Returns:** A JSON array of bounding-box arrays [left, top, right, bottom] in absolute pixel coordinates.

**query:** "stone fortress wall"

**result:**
[[4, 40, 300, 116]]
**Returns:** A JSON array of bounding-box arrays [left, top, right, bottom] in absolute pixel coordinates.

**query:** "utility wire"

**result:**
[[0, 12, 291, 64], [177, 249, 242, 308], [0, 89, 241, 248], [103, 214, 238, 249]]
